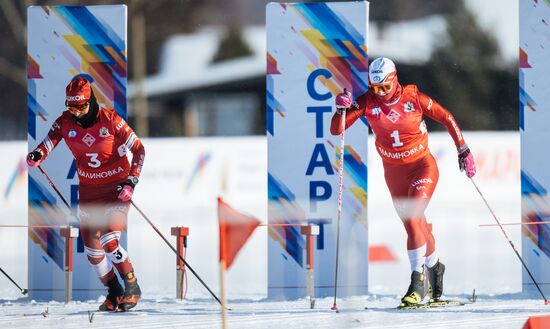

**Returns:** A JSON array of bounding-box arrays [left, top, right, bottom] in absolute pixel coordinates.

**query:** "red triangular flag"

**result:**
[[218, 197, 260, 270]]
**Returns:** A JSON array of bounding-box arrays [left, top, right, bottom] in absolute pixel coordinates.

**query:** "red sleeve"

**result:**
[[419, 91, 466, 150], [33, 117, 64, 160], [113, 113, 145, 178], [330, 95, 366, 135]]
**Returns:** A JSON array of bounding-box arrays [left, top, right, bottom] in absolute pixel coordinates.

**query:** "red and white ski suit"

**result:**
[[331, 85, 466, 270], [33, 108, 145, 283]]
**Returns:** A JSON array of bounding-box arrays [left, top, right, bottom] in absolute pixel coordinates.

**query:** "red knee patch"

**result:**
[[103, 239, 119, 253]]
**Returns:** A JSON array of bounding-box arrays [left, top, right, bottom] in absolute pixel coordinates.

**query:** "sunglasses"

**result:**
[[371, 83, 393, 94], [65, 101, 90, 112]]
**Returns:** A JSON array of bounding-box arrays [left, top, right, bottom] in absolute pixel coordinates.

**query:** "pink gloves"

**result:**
[[117, 177, 138, 202], [26, 150, 43, 167], [335, 89, 353, 113], [458, 146, 476, 178], [117, 185, 134, 202]]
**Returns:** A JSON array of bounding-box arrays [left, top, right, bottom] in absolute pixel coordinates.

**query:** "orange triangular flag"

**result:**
[[218, 197, 260, 270]]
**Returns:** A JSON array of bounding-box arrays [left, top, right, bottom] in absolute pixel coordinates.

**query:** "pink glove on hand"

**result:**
[[26, 150, 43, 167], [117, 184, 134, 202], [335, 89, 353, 111], [458, 146, 476, 178]]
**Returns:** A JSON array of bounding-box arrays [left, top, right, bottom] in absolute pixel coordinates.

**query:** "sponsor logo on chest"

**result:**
[[82, 132, 96, 147], [99, 126, 109, 137], [386, 109, 401, 123], [404, 101, 415, 112], [78, 166, 124, 180], [377, 143, 425, 160], [68, 129, 77, 138]]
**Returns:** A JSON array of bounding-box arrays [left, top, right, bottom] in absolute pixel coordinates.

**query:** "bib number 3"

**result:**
[[86, 153, 101, 168]]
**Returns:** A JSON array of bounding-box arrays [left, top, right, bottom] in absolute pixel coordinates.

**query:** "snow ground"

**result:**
[[1, 294, 549, 329]]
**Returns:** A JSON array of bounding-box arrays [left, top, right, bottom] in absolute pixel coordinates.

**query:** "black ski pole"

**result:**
[[470, 177, 549, 304], [0, 267, 28, 295], [37, 165, 71, 209], [129, 200, 230, 310]]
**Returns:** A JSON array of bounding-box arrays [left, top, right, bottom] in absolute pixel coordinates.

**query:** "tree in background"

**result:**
[[0, 0, 212, 139], [211, 26, 253, 64], [368, 0, 460, 34], [425, 1, 518, 130], [315, 0, 518, 131]]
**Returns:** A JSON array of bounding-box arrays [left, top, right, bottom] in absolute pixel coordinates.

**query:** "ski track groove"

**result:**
[[0, 298, 546, 329], [382, 314, 530, 329], [0, 308, 336, 329]]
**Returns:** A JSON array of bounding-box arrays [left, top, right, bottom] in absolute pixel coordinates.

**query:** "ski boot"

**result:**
[[116, 271, 142, 312], [399, 269, 427, 307], [99, 276, 123, 311], [427, 261, 445, 302]]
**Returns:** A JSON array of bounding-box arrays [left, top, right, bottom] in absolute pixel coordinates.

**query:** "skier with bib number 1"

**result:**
[[330, 57, 476, 308]]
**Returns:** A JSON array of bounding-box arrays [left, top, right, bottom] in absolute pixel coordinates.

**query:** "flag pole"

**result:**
[[219, 206, 228, 329], [216, 196, 261, 323], [220, 260, 228, 329]]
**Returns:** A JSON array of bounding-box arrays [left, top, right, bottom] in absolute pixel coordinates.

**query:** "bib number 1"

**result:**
[[390, 130, 403, 148]]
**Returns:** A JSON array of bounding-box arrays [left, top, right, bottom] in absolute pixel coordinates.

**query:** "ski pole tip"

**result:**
[[21, 288, 28, 295], [330, 305, 339, 312], [545, 300, 550, 305]]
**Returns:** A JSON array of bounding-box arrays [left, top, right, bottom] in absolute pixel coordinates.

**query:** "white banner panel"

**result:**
[[266, 2, 370, 299], [27, 5, 127, 301], [519, 1, 550, 297]]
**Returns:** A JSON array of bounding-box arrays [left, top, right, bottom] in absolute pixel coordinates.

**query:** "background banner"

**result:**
[[27, 5, 127, 301], [519, 1, 550, 297], [266, 1, 370, 299]]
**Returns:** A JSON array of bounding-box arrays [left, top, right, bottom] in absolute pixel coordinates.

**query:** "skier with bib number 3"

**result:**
[[330, 57, 476, 308], [27, 77, 145, 312]]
